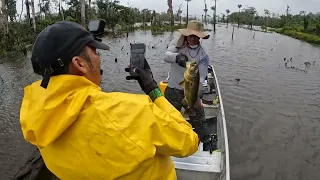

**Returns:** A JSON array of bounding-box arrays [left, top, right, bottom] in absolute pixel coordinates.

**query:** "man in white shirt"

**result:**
[[164, 20, 212, 146]]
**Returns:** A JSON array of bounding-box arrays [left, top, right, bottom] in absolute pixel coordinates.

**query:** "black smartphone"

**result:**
[[130, 43, 146, 76]]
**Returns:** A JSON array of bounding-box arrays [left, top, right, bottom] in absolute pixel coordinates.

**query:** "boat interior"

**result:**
[[171, 66, 225, 180]]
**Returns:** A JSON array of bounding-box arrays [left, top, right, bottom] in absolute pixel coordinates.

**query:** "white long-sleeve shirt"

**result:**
[[164, 38, 209, 97]]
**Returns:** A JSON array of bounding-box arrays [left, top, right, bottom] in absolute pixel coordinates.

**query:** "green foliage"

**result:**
[[0, 21, 34, 54], [284, 30, 320, 44], [5, 0, 17, 21], [149, 24, 186, 35], [271, 28, 320, 45], [0, 0, 201, 54]]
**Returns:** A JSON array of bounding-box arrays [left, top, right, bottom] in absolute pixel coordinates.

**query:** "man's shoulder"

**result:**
[[199, 46, 209, 61], [93, 91, 151, 108]]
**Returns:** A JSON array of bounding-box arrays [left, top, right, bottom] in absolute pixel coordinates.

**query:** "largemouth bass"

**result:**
[[179, 61, 200, 116]]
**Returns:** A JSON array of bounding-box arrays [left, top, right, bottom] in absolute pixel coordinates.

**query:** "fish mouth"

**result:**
[[186, 61, 199, 72]]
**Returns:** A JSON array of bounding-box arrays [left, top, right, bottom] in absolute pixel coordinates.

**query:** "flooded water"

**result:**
[[1, 25, 320, 180]]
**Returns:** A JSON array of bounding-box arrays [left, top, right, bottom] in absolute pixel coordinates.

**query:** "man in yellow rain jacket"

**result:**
[[20, 21, 199, 180]]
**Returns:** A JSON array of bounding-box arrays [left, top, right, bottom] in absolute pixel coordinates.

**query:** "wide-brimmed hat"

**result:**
[[176, 20, 210, 47]]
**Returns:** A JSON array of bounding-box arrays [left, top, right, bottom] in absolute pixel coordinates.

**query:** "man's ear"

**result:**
[[71, 56, 88, 74]]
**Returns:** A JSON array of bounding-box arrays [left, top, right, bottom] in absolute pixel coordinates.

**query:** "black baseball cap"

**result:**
[[31, 21, 109, 89]]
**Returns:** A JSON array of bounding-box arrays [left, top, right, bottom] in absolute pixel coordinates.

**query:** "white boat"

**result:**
[[159, 65, 230, 180]]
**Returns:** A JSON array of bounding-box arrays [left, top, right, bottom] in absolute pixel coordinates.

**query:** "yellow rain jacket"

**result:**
[[20, 75, 199, 180]]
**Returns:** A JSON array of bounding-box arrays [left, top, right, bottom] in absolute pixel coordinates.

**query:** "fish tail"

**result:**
[[184, 107, 196, 117], [184, 107, 192, 115]]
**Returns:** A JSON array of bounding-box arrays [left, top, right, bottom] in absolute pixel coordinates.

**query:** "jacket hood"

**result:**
[[20, 75, 101, 148]]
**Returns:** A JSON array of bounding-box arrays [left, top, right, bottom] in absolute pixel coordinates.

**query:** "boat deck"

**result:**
[[173, 83, 224, 180], [172, 117, 222, 180]]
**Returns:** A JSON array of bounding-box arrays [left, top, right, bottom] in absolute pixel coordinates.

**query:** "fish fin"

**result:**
[[182, 98, 188, 108], [179, 81, 185, 87]]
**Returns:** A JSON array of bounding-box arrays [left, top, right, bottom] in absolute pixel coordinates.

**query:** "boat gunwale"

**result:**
[[210, 65, 230, 180]]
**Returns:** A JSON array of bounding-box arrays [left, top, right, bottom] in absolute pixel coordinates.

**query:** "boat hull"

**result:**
[[162, 65, 230, 180]]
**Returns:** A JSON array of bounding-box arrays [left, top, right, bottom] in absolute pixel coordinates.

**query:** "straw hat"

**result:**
[[176, 20, 210, 47]]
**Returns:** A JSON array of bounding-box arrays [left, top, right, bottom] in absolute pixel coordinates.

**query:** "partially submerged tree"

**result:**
[[264, 9, 270, 27], [237, 4, 242, 27], [177, 3, 183, 25], [249, 7, 256, 30], [286, 5, 290, 25], [185, 0, 191, 25], [226, 9, 230, 27], [212, 0, 216, 31], [203, 0, 207, 24], [211, 6, 215, 30]]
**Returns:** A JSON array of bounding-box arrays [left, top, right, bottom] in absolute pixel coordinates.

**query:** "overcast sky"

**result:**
[[119, 0, 320, 16], [15, 0, 320, 19]]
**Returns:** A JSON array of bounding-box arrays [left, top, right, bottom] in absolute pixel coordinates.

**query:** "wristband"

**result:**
[[148, 88, 163, 102]]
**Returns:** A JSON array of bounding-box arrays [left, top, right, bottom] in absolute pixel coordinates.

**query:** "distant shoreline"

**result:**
[[270, 28, 320, 46]]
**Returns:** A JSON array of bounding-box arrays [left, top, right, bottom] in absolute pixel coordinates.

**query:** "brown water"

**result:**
[[1, 25, 320, 180]]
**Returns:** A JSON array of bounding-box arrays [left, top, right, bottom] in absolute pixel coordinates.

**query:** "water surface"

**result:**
[[1, 25, 320, 180]]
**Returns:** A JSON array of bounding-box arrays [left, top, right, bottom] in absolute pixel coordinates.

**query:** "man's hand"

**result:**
[[194, 97, 204, 109], [125, 59, 158, 95], [176, 53, 188, 68]]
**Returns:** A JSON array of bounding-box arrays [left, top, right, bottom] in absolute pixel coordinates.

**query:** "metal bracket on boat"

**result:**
[[209, 133, 218, 154], [162, 72, 170, 83]]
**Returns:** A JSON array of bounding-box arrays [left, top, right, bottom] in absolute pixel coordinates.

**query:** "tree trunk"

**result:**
[[167, 0, 174, 26], [213, 0, 216, 31], [143, 11, 145, 31], [226, 16, 228, 27], [59, 0, 64, 20], [80, 0, 86, 27], [30, 0, 36, 32], [204, 12, 207, 24], [238, 9, 240, 27], [88, 0, 91, 20], [0, 0, 9, 34], [251, 15, 254, 30], [186, 0, 189, 25], [304, 17, 308, 31], [25, 0, 32, 29]]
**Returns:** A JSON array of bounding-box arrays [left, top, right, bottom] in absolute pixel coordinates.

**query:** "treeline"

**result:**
[[0, 0, 184, 55], [218, 6, 320, 37]]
